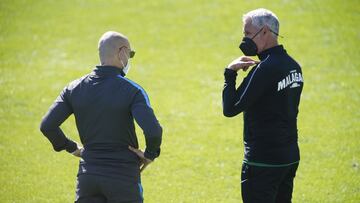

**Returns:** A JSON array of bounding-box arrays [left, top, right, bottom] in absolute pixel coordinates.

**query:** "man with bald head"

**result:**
[[40, 31, 162, 203], [222, 9, 303, 202]]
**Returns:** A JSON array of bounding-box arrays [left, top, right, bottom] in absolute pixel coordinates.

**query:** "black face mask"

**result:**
[[239, 27, 264, 56]]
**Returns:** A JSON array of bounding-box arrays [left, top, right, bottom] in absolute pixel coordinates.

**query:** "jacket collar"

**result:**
[[93, 65, 125, 77], [257, 45, 285, 61]]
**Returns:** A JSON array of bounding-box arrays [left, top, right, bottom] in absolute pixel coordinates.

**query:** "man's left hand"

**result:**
[[129, 146, 153, 173]]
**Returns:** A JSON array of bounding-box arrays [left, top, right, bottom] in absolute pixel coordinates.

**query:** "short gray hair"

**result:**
[[243, 8, 280, 37], [98, 31, 128, 63]]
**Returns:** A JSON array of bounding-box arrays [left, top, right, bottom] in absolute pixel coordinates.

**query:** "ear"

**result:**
[[263, 26, 269, 35], [118, 48, 123, 60]]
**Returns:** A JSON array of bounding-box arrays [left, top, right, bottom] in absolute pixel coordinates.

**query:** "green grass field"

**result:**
[[1, 0, 359, 202]]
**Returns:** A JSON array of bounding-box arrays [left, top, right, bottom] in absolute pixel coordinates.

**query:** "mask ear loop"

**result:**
[[118, 47, 130, 68], [270, 29, 284, 38], [251, 27, 264, 40]]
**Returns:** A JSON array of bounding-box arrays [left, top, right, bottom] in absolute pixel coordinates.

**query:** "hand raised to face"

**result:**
[[226, 56, 259, 72]]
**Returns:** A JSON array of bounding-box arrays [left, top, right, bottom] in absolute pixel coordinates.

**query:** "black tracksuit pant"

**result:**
[[241, 162, 299, 203], [75, 174, 143, 203]]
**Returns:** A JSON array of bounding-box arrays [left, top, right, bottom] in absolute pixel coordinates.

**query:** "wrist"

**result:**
[[144, 148, 160, 161], [226, 64, 235, 70], [65, 140, 78, 153], [224, 68, 238, 77]]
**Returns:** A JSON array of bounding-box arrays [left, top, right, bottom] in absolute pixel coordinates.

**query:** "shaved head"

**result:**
[[98, 31, 131, 67]]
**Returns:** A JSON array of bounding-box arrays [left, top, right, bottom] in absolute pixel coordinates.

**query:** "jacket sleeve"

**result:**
[[40, 87, 77, 153], [131, 90, 162, 160], [222, 64, 270, 117]]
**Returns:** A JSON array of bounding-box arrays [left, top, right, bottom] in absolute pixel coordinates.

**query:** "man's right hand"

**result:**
[[227, 56, 259, 72], [71, 143, 83, 157], [129, 146, 153, 173]]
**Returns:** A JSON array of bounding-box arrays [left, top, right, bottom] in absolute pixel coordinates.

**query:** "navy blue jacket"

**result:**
[[40, 66, 162, 181], [222, 45, 303, 165]]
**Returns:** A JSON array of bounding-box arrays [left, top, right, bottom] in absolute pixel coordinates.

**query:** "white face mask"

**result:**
[[122, 60, 131, 75]]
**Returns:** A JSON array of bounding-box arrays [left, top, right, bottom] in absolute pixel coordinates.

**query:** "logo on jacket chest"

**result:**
[[277, 70, 303, 91]]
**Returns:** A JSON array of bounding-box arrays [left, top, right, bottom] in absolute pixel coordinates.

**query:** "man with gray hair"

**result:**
[[222, 8, 303, 202], [40, 31, 162, 203]]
